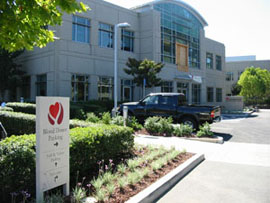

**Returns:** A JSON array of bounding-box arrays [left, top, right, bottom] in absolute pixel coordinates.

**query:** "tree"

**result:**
[[124, 58, 164, 91], [0, 0, 89, 52], [231, 82, 241, 96], [238, 67, 270, 104], [0, 49, 24, 100]]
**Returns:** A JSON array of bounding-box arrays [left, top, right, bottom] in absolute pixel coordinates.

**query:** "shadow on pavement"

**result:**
[[221, 114, 258, 120], [214, 132, 232, 142], [247, 114, 258, 118]]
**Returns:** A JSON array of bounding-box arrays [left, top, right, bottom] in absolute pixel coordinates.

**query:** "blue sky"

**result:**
[[105, 0, 270, 60]]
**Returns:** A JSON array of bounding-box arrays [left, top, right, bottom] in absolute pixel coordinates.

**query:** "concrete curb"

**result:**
[[182, 136, 224, 144], [126, 153, 205, 203]]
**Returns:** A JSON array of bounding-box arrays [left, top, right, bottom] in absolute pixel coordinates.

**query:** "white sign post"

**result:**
[[36, 97, 70, 202]]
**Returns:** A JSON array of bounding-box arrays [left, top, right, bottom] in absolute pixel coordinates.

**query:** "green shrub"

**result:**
[[0, 111, 36, 135], [144, 117, 173, 136], [101, 112, 111, 124], [0, 111, 96, 136], [70, 125, 134, 177], [144, 117, 162, 133], [111, 115, 124, 125], [70, 105, 86, 120], [86, 112, 100, 123], [127, 116, 143, 131], [0, 134, 36, 201], [6, 102, 36, 114], [110, 115, 142, 131], [196, 122, 214, 137], [173, 124, 193, 137], [0, 125, 134, 202], [0, 107, 13, 112]]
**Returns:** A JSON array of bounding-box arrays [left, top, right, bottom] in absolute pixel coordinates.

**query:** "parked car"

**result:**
[[118, 93, 221, 129]]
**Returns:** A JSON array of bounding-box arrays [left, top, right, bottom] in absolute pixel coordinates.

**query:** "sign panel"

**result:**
[[36, 97, 69, 202]]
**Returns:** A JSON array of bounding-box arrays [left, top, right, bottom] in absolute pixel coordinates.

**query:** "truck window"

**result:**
[[142, 95, 159, 105], [178, 95, 187, 106], [159, 96, 175, 106]]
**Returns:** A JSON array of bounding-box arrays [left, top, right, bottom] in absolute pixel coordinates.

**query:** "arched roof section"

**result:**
[[132, 0, 208, 27]]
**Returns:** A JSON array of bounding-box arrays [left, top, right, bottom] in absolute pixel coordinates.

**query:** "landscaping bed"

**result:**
[[66, 145, 193, 203]]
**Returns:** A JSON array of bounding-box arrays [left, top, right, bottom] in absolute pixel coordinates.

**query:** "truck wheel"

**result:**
[[181, 118, 198, 130]]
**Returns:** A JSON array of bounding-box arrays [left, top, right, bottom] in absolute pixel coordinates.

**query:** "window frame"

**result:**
[[161, 81, 173, 92], [216, 88, 222, 102], [206, 52, 213, 69], [99, 22, 114, 48], [72, 15, 90, 43], [216, 55, 222, 70], [36, 74, 47, 96], [121, 29, 134, 52], [207, 87, 214, 102], [71, 74, 89, 102], [98, 76, 114, 100], [192, 83, 201, 104]]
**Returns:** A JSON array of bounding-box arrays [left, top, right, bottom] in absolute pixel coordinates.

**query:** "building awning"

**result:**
[[175, 74, 202, 84]]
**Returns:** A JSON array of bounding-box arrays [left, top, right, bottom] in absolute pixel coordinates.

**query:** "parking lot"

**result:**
[[137, 109, 270, 203], [211, 109, 270, 144]]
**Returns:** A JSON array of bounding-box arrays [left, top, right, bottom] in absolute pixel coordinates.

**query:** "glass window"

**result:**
[[121, 79, 134, 101], [99, 23, 114, 48], [207, 87, 214, 102], [238, 71, 243, 80], [155, 3, 202, 68], [159, 96, 175, 106], [161, 81, 173, 92], [216, 88, 222, 102], [98, 77, 113, 100], [143, 95, 159, 105], [178, 94, 187, 106], [22, 76, 31, 100], [121, 29, 134, 52], [71, 74, 89, 101], [206, 53, 213, 69], [72, 16, 90, 43], [36, 74, 47, 96], [177, 82, 189, 100], [216, 55, 222, 70], [192, 84, 201, 104], [226, 72, 234, 81]]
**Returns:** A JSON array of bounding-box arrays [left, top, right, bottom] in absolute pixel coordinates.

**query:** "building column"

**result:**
[[188, 82, 192, 104]]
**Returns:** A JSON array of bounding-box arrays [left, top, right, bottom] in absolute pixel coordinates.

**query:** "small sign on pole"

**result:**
[[36, 97, 70, 202], [123, 106, 128, 126], [143, 78, 146, 97]]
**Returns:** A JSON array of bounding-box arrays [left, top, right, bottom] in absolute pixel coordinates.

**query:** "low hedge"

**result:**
[[0, 107, 13, 112], [0, 111, 97, 136], [0, 111, 36, 135], [6, 102, 36, 114], [0, 125, 134, 202]]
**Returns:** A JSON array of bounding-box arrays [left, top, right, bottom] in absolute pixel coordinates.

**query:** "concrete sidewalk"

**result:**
[[135, 135, 270, 167], [134, 135, 270, 203]]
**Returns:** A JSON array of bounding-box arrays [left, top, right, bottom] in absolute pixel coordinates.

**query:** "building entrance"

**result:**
[[177, 82, 189, 101]]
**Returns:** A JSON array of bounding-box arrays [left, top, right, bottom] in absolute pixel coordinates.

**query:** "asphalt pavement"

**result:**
[[135, 109, 270, 203]]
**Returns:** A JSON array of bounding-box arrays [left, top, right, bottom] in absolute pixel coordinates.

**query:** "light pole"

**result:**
[[113, 22, 130, 116]]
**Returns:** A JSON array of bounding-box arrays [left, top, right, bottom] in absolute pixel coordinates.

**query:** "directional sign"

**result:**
[[36, 97, 70, 202]]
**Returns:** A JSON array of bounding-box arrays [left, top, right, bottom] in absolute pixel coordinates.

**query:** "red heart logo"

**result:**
[[49, 102, 59, 119]]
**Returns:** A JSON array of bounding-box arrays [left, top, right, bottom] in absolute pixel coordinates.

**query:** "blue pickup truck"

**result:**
[[118, 93, 221, 129]]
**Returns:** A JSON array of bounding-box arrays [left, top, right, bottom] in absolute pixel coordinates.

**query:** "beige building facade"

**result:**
[[18, 0, 226, 106], [225, 59, 270, 95]]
